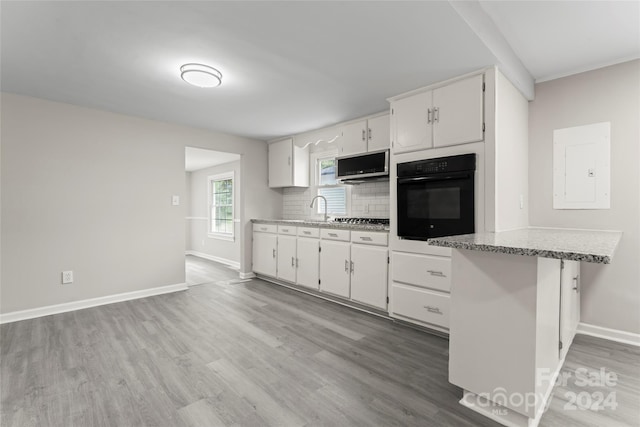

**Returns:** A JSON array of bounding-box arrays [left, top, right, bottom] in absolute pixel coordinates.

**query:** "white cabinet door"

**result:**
[[268, 139, 293, 188], [350, 245, 388, 309], [391, 91, 433, 153], [338, 120, 367, 156], [560, 260, 580, 359], [296, 237, 319, 289], [276, 235, 297, 283], [252, 232, 277, 277], [319, 240, 351, 298], [366, 114, 390, 152], [268, 138, 309, 188], [432, 74, 484, 148]]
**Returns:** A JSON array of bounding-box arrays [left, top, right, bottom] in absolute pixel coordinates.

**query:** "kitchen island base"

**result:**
[[448, 250, 572, 427]]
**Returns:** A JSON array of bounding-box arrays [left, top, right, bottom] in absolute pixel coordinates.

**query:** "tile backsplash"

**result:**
[[282, 181, 390, 220]]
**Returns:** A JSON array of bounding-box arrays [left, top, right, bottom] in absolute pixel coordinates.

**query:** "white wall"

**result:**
[[494, 70, 529, 231], [188, 161, 241, 265], [1, 93, 281, 314], [529, 60, 640, 334]]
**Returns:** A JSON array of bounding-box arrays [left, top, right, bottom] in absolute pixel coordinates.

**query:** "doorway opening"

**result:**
[[185, 146, 242, 286]]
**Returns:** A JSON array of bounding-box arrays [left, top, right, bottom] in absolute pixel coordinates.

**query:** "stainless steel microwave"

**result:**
[[336, 149, 389, 184]]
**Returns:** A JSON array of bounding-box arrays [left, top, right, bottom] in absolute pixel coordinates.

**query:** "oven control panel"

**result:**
[[397, 153, 475, 177], [415, 160, 449, 174]]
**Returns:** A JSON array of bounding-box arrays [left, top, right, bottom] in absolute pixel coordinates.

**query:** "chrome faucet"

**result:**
[[310, 195, 328, 222]]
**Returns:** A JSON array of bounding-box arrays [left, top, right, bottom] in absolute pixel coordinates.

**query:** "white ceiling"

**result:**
[[480, 0, 640, 82], [185, 147, 240, 172], [2, 1, 638, 141]]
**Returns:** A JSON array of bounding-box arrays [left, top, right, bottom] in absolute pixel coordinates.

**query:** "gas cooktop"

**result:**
[[332, 217, 390, 225]]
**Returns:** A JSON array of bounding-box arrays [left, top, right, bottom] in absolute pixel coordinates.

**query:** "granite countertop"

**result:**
[[251, 219, 389, 232], [427, 228, 622, 264]]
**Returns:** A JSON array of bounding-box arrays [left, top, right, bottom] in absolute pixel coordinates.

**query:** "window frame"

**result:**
[[311, 150, 350, 217], [208, 171, 235, 241]]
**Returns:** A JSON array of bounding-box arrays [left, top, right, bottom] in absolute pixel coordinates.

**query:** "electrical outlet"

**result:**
[[519, 195, 524, 209], [62, 271, 74, 284], [172, 195, 180, 206]]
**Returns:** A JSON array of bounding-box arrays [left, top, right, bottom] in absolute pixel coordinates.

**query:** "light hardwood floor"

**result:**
[[185, 255, 239, 287], [1, 257, 638, 426]]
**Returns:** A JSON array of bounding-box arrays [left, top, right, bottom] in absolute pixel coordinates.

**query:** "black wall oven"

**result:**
[[397, 153, 476, 240]]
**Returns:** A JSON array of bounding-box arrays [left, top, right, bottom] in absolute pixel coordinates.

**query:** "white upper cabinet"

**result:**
[[338, 115, 391, 156], [366, 114, 391, 152], [390, 74, 484, 154], [268, 138, 309, 188], [432, 74, 484, 148], [391, 91, 433, 153], [338, 120, 368, 156]]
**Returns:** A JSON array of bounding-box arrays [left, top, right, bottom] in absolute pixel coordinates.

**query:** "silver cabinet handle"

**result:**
[[344, 260, 349, 272], [296, 258, 299, 268], [350, 261, 354, 274], [434, 107, 440, 123], [291, 256, 295, 267], [360, 236, 372, 241], [260, 227, 267, 231], [272, 249, 276, 258], [329, 233, 338, 237], [427, 108, 432, 124], [282, 228, 289, 232], [424, 306, 443, 315], [427, 270, 445, 277], [303, 231, 311, 235], [361, 129, 366, 141], [573, 275, 580, 293], [368, 128, 372, 140]]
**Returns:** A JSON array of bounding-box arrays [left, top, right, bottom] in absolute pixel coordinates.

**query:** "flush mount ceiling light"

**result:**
[[180, 63, 222, 88]]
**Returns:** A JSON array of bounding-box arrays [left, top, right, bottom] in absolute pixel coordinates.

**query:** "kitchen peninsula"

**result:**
[[428, 227, 622, 427]]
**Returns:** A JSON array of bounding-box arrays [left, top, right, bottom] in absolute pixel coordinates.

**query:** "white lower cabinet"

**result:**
[[276, 235, 297, 283], [560, 260, 580, 360], [391, 283, 450, 329], [392, 252, 451, 293], [390, 250, 452, 330], [350, 244, 388, 309], [319, 240, 351, 298], [252, 228, 277, 277], [296, 237, 320, 289], [254, 223, 389, 312]]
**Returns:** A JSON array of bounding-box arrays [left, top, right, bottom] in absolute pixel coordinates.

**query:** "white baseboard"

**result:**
[[577, 322, 640, 347], [239, 272, 256, 279], [186, 250, 240, 270], [0, 283, 188, 325]]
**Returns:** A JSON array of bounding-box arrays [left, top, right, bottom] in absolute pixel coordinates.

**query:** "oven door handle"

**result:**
[[397, 173, 471, 184]]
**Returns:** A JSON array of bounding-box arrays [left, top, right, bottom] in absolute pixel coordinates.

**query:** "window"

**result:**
[[209, 172, 234, 239], [315, 153, 347, 215]]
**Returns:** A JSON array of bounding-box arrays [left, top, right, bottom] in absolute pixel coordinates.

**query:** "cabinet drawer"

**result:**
[[297, 227, 320, 238], [392, 251, 451, 292], [351, 231, 388, 246], [278, 225, 297, 235], [253, 223, 277, 233], [391, 283, 450, 329], [320, 228, 350, 241]]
